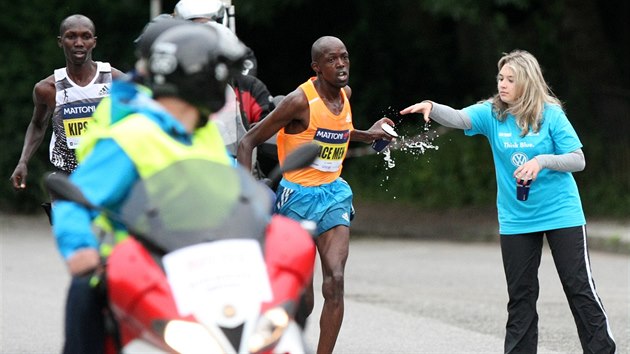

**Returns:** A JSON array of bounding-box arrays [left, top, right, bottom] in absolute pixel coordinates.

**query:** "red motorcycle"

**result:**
[[47, 144, 320, 354]]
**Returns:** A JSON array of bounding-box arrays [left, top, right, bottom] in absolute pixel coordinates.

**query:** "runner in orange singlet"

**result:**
[[237, 36, 395, 354]]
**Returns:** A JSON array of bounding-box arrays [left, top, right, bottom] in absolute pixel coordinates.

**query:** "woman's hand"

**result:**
[[513, 158, 542, 182], [400, 101, 433, 123]]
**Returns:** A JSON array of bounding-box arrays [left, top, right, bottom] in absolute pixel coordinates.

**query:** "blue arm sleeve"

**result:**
[[52, 139, 138, 259]]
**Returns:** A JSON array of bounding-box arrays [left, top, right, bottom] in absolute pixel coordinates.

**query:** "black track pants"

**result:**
[[500, 225, 616, 354]]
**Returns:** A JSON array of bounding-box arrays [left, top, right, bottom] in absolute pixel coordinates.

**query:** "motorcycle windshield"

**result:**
[[119, 159, 272, 253]]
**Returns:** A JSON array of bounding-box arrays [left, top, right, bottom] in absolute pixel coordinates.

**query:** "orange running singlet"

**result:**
[[277, 78, 353, 186]]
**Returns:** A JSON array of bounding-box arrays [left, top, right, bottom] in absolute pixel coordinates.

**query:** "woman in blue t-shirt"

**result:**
[[400, 50, 615, 354]]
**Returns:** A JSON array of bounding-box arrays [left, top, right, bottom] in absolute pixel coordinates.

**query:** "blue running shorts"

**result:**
[[275, 178, 353, 237]]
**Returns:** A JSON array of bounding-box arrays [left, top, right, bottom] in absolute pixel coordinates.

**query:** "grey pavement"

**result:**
[[1, 212, 628, 353], [305, 239, 629, 353]]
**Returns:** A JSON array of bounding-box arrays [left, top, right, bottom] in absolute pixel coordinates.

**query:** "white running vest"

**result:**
[[50, 61, 113, 172]]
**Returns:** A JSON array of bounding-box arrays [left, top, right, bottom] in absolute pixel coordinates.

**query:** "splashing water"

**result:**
[[376, 126, 439, 173], [375, 120, 440, 167], [372, 107, 442, 199], [382, 148, 396, 169], [395, 122, 440, 155]]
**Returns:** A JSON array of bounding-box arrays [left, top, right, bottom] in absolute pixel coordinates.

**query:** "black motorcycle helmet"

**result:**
[[135, 15, 185, 61], [148, 23, 247, 113]]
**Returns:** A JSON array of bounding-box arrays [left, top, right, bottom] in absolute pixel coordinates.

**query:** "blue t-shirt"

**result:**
[[462, 101, 585, 234]]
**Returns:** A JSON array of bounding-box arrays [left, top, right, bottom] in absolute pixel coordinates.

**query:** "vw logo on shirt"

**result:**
[[511, 152, 528, 166]]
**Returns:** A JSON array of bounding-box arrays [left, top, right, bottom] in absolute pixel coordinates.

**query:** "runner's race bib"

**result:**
[[62, 102, 96, 149], [312, 128, 350, 172]]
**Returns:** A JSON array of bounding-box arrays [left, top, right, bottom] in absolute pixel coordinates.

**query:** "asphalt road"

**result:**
[[305, 239, 629, 353], [1, 214, 628, 353]]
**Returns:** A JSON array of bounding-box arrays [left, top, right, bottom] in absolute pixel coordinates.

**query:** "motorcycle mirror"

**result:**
[[267, 143, 320, 183], [45, 172, 97, 210], [280, 143, 320, 173]]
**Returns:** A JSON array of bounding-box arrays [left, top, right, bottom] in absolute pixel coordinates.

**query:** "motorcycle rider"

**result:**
[[51, 22, 247, 353]]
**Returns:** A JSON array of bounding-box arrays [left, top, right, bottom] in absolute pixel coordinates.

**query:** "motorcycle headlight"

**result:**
[[247, 307, 290, 354], [164, 320, 225, 354]]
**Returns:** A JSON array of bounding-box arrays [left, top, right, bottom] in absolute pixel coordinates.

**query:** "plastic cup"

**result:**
[[516, 178, 532, 201], [371, 139, 390, 152], [372, 123, 398, 152]]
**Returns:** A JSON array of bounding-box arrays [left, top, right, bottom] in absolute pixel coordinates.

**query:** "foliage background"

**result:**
[[1, 0, 628, 218]]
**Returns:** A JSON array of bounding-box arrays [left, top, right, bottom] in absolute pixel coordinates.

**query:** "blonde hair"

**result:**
[[491, 50, 562, 136]]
